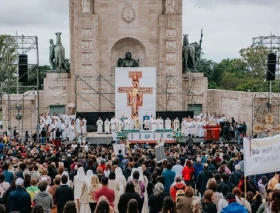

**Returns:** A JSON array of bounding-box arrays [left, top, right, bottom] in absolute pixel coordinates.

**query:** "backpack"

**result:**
[[132, 180, 142, 196]]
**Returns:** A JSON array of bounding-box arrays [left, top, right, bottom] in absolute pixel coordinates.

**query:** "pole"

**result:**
[[244, 176, 247, 200], [269, 81, 272, 113], [36, 36, 40, 141]]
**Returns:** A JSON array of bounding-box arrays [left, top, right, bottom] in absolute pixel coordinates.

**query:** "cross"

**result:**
[[118, 71, 153, 118]]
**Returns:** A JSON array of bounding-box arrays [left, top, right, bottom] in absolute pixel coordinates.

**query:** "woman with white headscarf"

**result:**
[[115, 167, 126, 195], [128, 167, 149, 213], [86, 170, 94, 189], [62, 171, 73, 188], [74, 167, 87, 211]]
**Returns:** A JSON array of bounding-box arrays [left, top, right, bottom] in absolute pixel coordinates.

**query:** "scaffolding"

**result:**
[[251, 34, 280, 135], [74, 73, 204, 113], [2, 35, 39, 137]]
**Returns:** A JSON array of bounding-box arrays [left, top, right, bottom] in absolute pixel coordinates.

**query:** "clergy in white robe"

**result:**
[[123, 118, 130, 130], [144, 118, 150, 130], [158, 117, 164, 129], [134, 117, 140, 129], [104, 118, 110, 134], [181, 119, 187, 135], [151, 118, 157, 131], [186, 120, 193, 136], [198, 119, 204, 137], [73, 167, 87, 210], [116, 119, 123, 132], [49, 120, 56, 142], [173, 117, 180, 131], [165, 117, 172, 129], [69, 123, 75, 141], [110, 116, 116, 132], [96, 118, 103, 134], [60, 122, 66, 141]]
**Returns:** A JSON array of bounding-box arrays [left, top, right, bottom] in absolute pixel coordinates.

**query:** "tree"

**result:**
[[0, 35, 17, 97], [27, 65, 50, 89]]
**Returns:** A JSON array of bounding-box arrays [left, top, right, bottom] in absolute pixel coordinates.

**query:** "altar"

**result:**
[[113, 130, 175, 144]]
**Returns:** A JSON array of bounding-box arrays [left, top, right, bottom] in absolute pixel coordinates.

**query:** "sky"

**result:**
[[0, 0, 279, 65]]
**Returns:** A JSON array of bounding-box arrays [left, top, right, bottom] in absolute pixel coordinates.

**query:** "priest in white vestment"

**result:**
[[173, 117, 180, 131], [151, 118, 157, 131], [165, 117, 172, 129], [123, 118, 130, 130], [134, 116, 140, 129], [110, 116, 117, 132], [96, 117, 103, 134], [181, 118, 187, 135], [104, 118, 110, 134], [117, 119, 123, 132]]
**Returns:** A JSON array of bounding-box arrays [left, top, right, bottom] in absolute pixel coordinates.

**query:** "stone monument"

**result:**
[[117, 52, 139, 67], [49, 32, 67, 72]]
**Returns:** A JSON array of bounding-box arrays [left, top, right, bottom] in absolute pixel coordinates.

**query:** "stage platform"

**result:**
[[86, 132, 239, 145]]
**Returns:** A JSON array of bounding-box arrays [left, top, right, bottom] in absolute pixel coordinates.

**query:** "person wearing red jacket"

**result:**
[[170, 176, 186, 201], [182, 160, 195, 186]]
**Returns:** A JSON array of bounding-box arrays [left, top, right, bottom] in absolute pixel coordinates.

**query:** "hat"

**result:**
[[226, 192, 236, 200], [15, 178, 24, 186]]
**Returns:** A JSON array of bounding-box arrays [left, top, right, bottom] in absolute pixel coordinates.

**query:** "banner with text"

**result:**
[[244, 135, 280, 176], [115, 68, 156, 122]]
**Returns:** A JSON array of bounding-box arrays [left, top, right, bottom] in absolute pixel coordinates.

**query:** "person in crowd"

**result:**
[[169, 175, 186, 201], [268, 172, 280, 190], [107, 171, 119, 213], [0, 174, 9, 204], [218, 173, 235, 192], [26, 178, 40, 203], [47, 177, 60, 212], [196, 163, 213, 196], [232, 187, 252, 212], [229, 164, 243, 186], [202, 190, 217, 213], [73, 167, 87, 209], [162, 162, 175, 195], [118, 181, 142, 213], [148, 183, 164, 213], [95, 176, 115, 208], [171, 160, 183, 176], [34, 180, 53, 213], [182, 159, 195, 186], [89, 174, 101, 213], [63, 201, 78, 213], [79, 180, 91, 213], [176, 186, 196, 213], [208, 181, 223, 208], [32, 204, 44, 213], [192, 198, 203, 213], [8, 178, 31, 213], [160, 196, 176, 213], [220, 192, 248, 213], [194, 157, 204, 181], [55, 175, 74, 213], [251, 192, 262, 213], [256, 189, 273, 213], [127, 199, 139, 213], [95, 196, 114, 213], [2, 164, 14, 184]]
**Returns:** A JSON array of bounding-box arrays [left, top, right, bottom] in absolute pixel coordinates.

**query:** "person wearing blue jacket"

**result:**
[[221, 192, 248, 213]]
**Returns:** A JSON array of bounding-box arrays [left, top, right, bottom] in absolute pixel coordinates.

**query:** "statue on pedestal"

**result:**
[[117, 52, 139, 67], [49, 32, 66, 72], [165, 0, 176, 14], [49, 39, 55, 70], [182, 29, 203, 72]]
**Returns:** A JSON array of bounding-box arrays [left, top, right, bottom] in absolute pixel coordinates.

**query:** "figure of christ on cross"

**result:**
[[118, 72, 153, 118]]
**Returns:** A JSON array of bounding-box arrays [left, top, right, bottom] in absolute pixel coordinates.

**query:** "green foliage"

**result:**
[[27, 65, 50, 89], [0, 35, 17, 95]]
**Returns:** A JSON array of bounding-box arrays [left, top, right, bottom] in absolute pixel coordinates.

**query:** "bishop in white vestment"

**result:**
[[165, 117, 171, 129]]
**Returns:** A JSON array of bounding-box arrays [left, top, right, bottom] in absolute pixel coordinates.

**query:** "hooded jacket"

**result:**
[[170, 182, 186, 201], [230, 170, 243, 186], [34, 191, 53, 213], [220, 202, 247, 213]]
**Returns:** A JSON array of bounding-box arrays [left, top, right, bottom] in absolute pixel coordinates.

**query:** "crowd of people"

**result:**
[[0, 131, 278, 213]]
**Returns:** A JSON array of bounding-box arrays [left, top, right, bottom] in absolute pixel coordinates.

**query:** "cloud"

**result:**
[[0, 0, 279, 65]]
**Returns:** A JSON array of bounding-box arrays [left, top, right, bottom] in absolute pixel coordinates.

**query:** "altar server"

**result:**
[[96, 117, 103, 134]]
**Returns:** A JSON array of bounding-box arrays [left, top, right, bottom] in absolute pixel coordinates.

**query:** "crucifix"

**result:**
[[118, 71, 153, 118]]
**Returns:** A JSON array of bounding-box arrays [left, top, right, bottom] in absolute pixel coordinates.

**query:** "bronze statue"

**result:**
[[182, 29, 203, 72], [49, 39, 56, 70], [118, 52, 139, 67]]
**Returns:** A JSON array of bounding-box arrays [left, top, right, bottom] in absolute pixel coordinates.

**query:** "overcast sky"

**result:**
[[0, 0, 279, 65]]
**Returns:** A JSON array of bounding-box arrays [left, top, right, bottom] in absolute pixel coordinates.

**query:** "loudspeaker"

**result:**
[[18, 54, 28, 82], [266, 52, 276, 81]]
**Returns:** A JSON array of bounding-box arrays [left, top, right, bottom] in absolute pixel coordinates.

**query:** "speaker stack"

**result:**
[[18, 54, 28, 82], [266, 52, 277, 81]]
